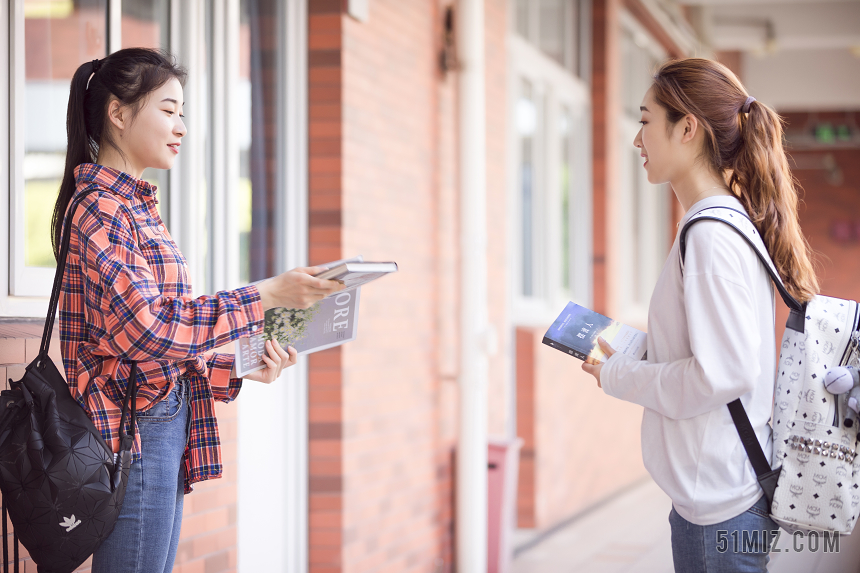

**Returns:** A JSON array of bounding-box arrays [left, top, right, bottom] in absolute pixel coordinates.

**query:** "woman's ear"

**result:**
[[106, 98, 126, 132], [680, 113, 699, 144]]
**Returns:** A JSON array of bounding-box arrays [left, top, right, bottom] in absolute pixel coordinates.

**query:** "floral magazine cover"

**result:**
[[234, 288, 361, 377]]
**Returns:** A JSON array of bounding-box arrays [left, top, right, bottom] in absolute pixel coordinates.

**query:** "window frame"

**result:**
[[508, 29, 592, 326], [0, 0, 292, 317], [5, 0, 69, 314], [616, 9, 672, 325]]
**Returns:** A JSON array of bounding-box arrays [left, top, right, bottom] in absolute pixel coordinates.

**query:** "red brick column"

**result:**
[[515, 328, 536, 528], [590, 0, 621, 316], [308, 1, 345, 571]]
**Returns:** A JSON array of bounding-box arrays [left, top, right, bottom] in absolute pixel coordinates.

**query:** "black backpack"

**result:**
[[0, 188, 139, 572]]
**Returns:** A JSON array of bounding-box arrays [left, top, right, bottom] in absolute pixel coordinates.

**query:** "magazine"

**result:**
[[315, 261, 398, 292], [234, 256, 397, 377], [542, 302, 647, 365]]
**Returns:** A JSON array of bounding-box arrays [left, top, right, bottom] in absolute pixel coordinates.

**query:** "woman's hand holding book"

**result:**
[[582, 337, 616, 388], [256, 267, 345, 310], [231, 340, 298, 383]]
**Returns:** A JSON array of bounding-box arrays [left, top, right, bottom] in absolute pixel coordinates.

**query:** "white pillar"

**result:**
[[456, 0, 489, 571]]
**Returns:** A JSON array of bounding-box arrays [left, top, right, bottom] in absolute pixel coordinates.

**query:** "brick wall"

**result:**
[[307, 0, 510, 570], [515, 325, 648, 530], [339, 0, 452, 570], [307, 1, 346, 570], [0, 323, 239, 573]]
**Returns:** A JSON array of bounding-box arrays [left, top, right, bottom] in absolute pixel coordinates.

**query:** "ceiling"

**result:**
[[674, 0, 860, 111]]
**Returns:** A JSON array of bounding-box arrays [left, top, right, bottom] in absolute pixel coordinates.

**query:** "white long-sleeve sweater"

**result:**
[[601, 195, 776, 525]]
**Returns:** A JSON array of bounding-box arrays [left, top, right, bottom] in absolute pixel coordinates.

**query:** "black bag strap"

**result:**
[[727, 399, 773, 477], [37, 187, 100, 360], [117, 362, 139, 448], [679, 207, 807, 333], [680, 207, 788, 503], [2, 496, 7, 573], [1, 497, 13, 573], [40, 186, 141, 444]]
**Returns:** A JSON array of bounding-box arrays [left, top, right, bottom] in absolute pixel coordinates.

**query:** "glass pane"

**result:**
[[124, 0, 171, 222], [559, 107, 571, 292], [515, 0, 529, 39], [538, 0, 567, 66], [24, 0, 107, 268], [238, 0, 254, 285], [244, 0, 279, 282], [622, 26, 659, 119], [121, 0, 169, 50], [518, 79, 536, 297]]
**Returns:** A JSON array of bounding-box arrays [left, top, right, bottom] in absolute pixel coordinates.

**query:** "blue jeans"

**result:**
[[669, 494, 779, 573], [92, 376, 191, 573]]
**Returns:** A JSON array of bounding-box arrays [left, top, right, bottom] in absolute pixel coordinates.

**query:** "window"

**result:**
[[12, 1, 108, 306], [2, 0, 301, 316], [510, 0, 591, 322], [514, 0, 585, 78], [617, 11, 672, 323]]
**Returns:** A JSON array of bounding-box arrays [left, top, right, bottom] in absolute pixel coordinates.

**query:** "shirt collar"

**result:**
[[73, 163, 157, 200], [680, 194, 745, 228]]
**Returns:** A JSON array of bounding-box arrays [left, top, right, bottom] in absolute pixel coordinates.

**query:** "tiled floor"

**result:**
[[511, 479, 674, 573], [511, 478, 860, 573]]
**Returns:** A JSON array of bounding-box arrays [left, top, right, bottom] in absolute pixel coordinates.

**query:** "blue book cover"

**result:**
[[542, 302, 647, 365]]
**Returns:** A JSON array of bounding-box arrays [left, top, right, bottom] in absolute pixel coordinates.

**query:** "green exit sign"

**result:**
[[814, 123, 853, 144]]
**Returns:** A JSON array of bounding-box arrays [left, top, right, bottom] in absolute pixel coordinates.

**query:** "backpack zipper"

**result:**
[[838, 302, 860, 367]]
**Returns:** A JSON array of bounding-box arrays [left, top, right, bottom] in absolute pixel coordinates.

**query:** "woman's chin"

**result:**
[[644, 170, 665, 186], [155, 157, 176, 170]]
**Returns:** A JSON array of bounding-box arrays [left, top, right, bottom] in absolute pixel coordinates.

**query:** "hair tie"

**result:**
[[91, 59, 101, 73], [742, 96, 756, 114]]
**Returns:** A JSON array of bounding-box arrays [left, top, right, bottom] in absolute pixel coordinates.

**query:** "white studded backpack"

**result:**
[[681, 206, 860, 535]]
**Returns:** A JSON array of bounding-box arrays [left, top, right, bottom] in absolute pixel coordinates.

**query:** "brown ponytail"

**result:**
[[651, 58, 819, 303]]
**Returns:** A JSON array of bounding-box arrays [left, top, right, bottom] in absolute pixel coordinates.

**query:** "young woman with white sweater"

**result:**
[[583, 58, 819, 572]]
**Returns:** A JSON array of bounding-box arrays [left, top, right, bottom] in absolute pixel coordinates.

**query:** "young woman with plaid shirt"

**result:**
[[51, 48, 343, 572]]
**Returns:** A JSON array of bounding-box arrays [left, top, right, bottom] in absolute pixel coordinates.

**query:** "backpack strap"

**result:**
[[679, 206, 807, 333], [679, 206, 790, 505]]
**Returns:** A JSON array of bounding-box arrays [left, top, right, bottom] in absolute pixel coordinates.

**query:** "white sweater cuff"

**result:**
[[600, 351, 635, 398]]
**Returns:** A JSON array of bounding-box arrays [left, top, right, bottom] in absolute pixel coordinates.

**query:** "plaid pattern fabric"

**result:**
[[59, 163, 264, 492]]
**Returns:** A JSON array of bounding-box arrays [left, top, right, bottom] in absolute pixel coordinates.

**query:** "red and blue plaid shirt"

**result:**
[[59, 163, 264, 492]]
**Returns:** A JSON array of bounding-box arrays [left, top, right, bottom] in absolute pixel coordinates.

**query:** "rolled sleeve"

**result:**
[[206, 352, 243, 402]]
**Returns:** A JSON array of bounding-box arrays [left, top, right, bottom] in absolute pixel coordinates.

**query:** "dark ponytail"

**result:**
[[51, 48, 186, 261], [651, 58, 819, 303]]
